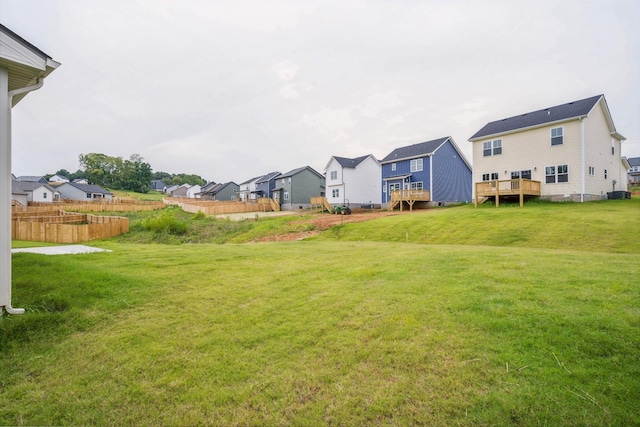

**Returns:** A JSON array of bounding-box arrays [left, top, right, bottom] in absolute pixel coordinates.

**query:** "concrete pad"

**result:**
[[11, 245, 111, 255]]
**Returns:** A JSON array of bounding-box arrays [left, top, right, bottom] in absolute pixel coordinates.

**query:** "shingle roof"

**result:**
[[67, 182, 112, 194], [256, 171, 281, 183], [240, 176, 262, 185], [380, 137, 450, 164], [280, 166, 324, 179], [470, 95, 603, 140], [334, 155, 371, 168], [628, 157, 640, 167]]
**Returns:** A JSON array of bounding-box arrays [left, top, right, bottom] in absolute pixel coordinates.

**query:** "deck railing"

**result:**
[[388, 190, 431, 211], [475, 179, 541, 207]]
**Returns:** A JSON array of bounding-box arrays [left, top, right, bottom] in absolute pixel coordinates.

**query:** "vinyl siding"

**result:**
[[432, 140, 472, 202]]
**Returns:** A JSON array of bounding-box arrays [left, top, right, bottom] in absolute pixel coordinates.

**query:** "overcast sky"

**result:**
[[2, 0, 639, 183]]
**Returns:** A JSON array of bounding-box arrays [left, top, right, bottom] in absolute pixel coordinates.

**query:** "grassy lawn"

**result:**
[[2, 199, 639, 425]]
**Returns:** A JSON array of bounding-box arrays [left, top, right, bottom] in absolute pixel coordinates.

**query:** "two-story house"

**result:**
[[627, 157, 640, 185], [380, 137, 472, 210], [238, 176, 262, 201], [325, 154, 381, 208], [469, 94, 627, 205], [272, 166, 325, 210], [255, 172, 281, 199]]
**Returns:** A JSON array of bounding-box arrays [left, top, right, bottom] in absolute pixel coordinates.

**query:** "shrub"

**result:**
[[141, 212, 189, 235]]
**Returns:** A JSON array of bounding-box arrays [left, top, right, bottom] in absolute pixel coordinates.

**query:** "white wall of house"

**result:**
[[186, 184, 201, 199], [472, 102, 626, 200], [28, 185, 57, 202], [326, 156, 381, 206]]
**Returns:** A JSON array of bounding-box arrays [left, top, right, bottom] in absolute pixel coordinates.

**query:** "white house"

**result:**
[[186, 184, 202, 199], [49, 174, 69, 183], [469, 94, 627, 204], [12, 181, 59, 204], [238, 176, 262, 201], [1, 23, 60, 315], [325, 154, 381, 208]]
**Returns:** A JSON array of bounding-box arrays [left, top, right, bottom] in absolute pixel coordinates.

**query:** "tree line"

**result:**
[[48, 153, 207, 193]]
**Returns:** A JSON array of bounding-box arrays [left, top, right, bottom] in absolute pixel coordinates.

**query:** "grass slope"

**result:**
[[2, 199, 639, 425], [314, 198, 640, 253]]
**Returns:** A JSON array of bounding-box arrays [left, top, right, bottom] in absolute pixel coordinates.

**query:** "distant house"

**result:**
[[186, 184, 202, 199], [17, 176, 47, 184], [325, 154, 381, 208], [72, 178, 88, 185], [255, 172, 281, 199], [628, 157, 640, 185], [48, 174, 69, 183], [11, 181, 59, 205], [200, 182, 239, 201], [238, 176, 262, 201], [56, 182, 113, 201], [469, 94, 628, 204], [272, 166, 325, 210], [170, 184, 190, 198], [150, 179, 166, 191], [380, 136, 472, 209], [164, 184, 179, 195]]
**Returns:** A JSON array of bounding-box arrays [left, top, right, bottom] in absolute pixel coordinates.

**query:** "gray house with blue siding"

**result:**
[[380, 136, 472, 208]]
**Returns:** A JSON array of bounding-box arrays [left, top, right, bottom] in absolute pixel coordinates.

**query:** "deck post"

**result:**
[[495, 183, 499, 207], [519, 178, 524, 207]]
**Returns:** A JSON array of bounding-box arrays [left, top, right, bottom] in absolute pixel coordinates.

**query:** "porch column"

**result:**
[[0, 67, 12, 311]]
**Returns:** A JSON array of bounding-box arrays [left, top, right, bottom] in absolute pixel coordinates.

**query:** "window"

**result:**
[[546, 165, 568, 183], [389, 183, 400, 192], [43, 193, 47, 199], [589, 166, 595, 176], [604, 169, 608, 179], [86, 193, 92, 199], [391, 163, 396, 171], [410, 158, 423, 172], [483, 139, 502, 157], [612, 146, 615, 155], [410, 181, 423, 190], [551, 127, 563, 146], [482, 173, 499, 181], [283, 191, 289, 201], [330, 171, 337, 180], [511, 170, 532, 180], [288, 178, 291, 184], [332, 188, 339, 198]]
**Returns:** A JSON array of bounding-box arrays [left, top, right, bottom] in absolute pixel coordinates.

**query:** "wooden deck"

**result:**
[[475, 179, 541, 207], [389, 190, 431, 211]]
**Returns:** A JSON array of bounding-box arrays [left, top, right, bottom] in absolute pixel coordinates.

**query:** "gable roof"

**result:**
[[380, 137, 450, 164], [256, 171, 281, 184], [12, 181, 56, 194], [64, 182, 112, 195], [469, 94, 624, 140], [279, 166, 324, 179], [240, 176, 262, 185], [202, 181, 238, 195], [17, 175, 46, 183], [628, 157, 640, 167]]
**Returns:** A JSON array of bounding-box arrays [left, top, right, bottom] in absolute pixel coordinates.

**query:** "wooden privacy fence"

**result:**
[[12, 212, 129, 243], [164, 197, 278, 215], [27, 199, 165, 212]]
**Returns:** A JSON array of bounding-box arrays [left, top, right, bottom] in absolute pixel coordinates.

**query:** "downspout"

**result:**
[[580, 117, 585, 203], [2, 77, 44, 315]]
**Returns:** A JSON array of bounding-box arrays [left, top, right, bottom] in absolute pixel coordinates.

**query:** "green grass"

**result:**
[[2, 199, 639, 425], [314, 198, 640, 253]]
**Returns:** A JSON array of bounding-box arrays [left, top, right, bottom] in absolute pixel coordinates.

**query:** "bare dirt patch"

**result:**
[[257, 210, 400, 242]]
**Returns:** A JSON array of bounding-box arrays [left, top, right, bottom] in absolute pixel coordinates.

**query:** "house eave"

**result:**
[[468, 116, 588, 142]]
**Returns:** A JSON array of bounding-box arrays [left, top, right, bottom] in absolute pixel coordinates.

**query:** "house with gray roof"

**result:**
[[255, 172, 281, 199], [272, 166, 325, 210], [200, 182, 239, 201], [238, 176, 263, 201], [380, 137, 472, 209], [11, 181, 59, 205], [16, 175, 47, 184], [469, 94, 628, 204], [325, 154, 381, 208], [627, 157, 640, 185], [56, 182, 113, 201]]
